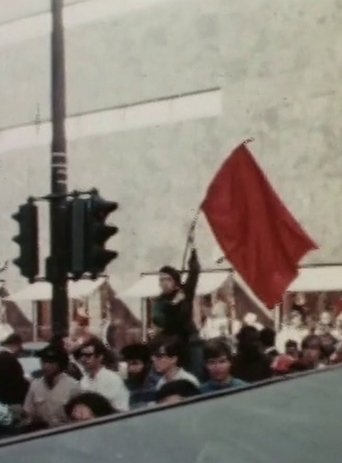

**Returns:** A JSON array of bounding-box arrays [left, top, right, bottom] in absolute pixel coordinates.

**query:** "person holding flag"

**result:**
[[152, 238, 203, 380], [153, 139, 317, 380]]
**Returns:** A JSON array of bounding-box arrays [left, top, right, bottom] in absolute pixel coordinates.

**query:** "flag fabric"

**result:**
[[201, 142, 318, 307]]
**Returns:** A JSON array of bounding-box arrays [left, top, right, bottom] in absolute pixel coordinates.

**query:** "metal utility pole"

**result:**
[[50, 0, 68, 336]]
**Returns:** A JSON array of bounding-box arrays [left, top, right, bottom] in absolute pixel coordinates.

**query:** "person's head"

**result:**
[[103, 349, 119, 372], [285, 340, 299, 359], [301, 335, 323, 366], [151, 336, 184, 375], [203, 338, 233, 383], [77, 338, 107, 375], [320, 333, 337, 360], [50, 334, 71, 353], [271, 354, 295, 374], [1, 333, 23, 356], [305, 315, 316, 333], [38, 344, 69, 380], [237, 326, 261, 355], [243, 313, 258, 327], [159, 266, 181, 295], [65, 392, 117, 422], [259, 328, 276, 349], [320, 311, 332, 326], [121, 343, 151, 379], [156, 380, 200, 405], [289, 310, 304, 329]]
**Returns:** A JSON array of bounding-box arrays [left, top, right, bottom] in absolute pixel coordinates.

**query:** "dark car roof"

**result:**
[[0, 366, 341, 462]]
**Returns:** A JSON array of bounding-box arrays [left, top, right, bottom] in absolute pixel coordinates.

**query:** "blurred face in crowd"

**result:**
[[206, 355, 232, 383], [69, 404, 95, 422], [152, 350, 177, 375], [302, 342, 321, 366], [291, 313, 302, 329], [127, 359, 145, 377], [159, 273, 178, 295], [62, 337, 79, 354], [305, 316, 316, 333], [41, 360, 61, 380], [79, 346, 102, 375], [285, 344, 299, 360], [320, 312, 332, 326], [320, 334, 336, 357]]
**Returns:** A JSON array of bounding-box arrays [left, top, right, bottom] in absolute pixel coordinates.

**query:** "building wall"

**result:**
[[0, 0, 341, 303]]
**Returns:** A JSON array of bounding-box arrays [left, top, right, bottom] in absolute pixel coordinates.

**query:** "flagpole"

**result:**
[[243, 137, 255, 145], [181, 208, 201, 272]]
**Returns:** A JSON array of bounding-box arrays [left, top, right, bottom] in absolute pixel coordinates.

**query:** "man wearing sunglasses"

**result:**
[[152, 337, 200, 390], [79, 338, 129, 412]]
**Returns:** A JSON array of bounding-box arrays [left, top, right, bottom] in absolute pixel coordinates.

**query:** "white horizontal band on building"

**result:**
[[0, 0, 173, 48], [0, 89, 222, 155]]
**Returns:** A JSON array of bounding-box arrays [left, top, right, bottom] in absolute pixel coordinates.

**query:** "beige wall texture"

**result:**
[[0, 0, 341, 301]]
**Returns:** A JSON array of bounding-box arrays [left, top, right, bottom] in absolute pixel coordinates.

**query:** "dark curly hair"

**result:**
[[65, 392, 117, 420]]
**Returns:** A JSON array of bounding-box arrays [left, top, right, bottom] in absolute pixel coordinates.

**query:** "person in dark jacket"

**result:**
[[152, 248, 203, 379], [260, 327, 279, 364], [0, 334, 28, 406], [121, 343, 157, 408], [153, 249, 200, 339], [232, 326, 272, 383]]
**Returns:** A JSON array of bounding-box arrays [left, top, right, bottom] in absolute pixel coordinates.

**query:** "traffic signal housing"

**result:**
[[67, 193, 119, 279], [12, 202, 39, 282], [67, 197, 87, 279], [85, 193, 118, 277]]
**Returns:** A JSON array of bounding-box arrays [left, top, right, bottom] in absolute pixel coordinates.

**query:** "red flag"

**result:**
[[202, 143, 318, 307]]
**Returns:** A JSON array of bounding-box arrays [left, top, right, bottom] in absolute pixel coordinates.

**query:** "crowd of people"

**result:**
[[0, 312, 341, 437], [1, 249, 342, 438]]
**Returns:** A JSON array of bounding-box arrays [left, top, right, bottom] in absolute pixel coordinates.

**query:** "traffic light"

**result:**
[[66, 193, 119, 279], [67, 198, 87, 279], [12, 202, 39, 282], [85, 193, 119, 277]]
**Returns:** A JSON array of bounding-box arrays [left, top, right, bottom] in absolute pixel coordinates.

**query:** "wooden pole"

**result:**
[[181, 208, 201, 272]]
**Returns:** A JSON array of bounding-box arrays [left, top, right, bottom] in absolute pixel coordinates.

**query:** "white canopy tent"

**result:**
[[4, 278, 106, 302], [120, 265, 342, 330], [287, 265, 342, 292], [3, 278, 107, 341], [121, 271, 230, 299], [120, 270, 273, 326]]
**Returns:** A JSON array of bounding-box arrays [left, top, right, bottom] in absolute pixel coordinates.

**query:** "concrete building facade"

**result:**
[[0, 0, 341, 305]]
